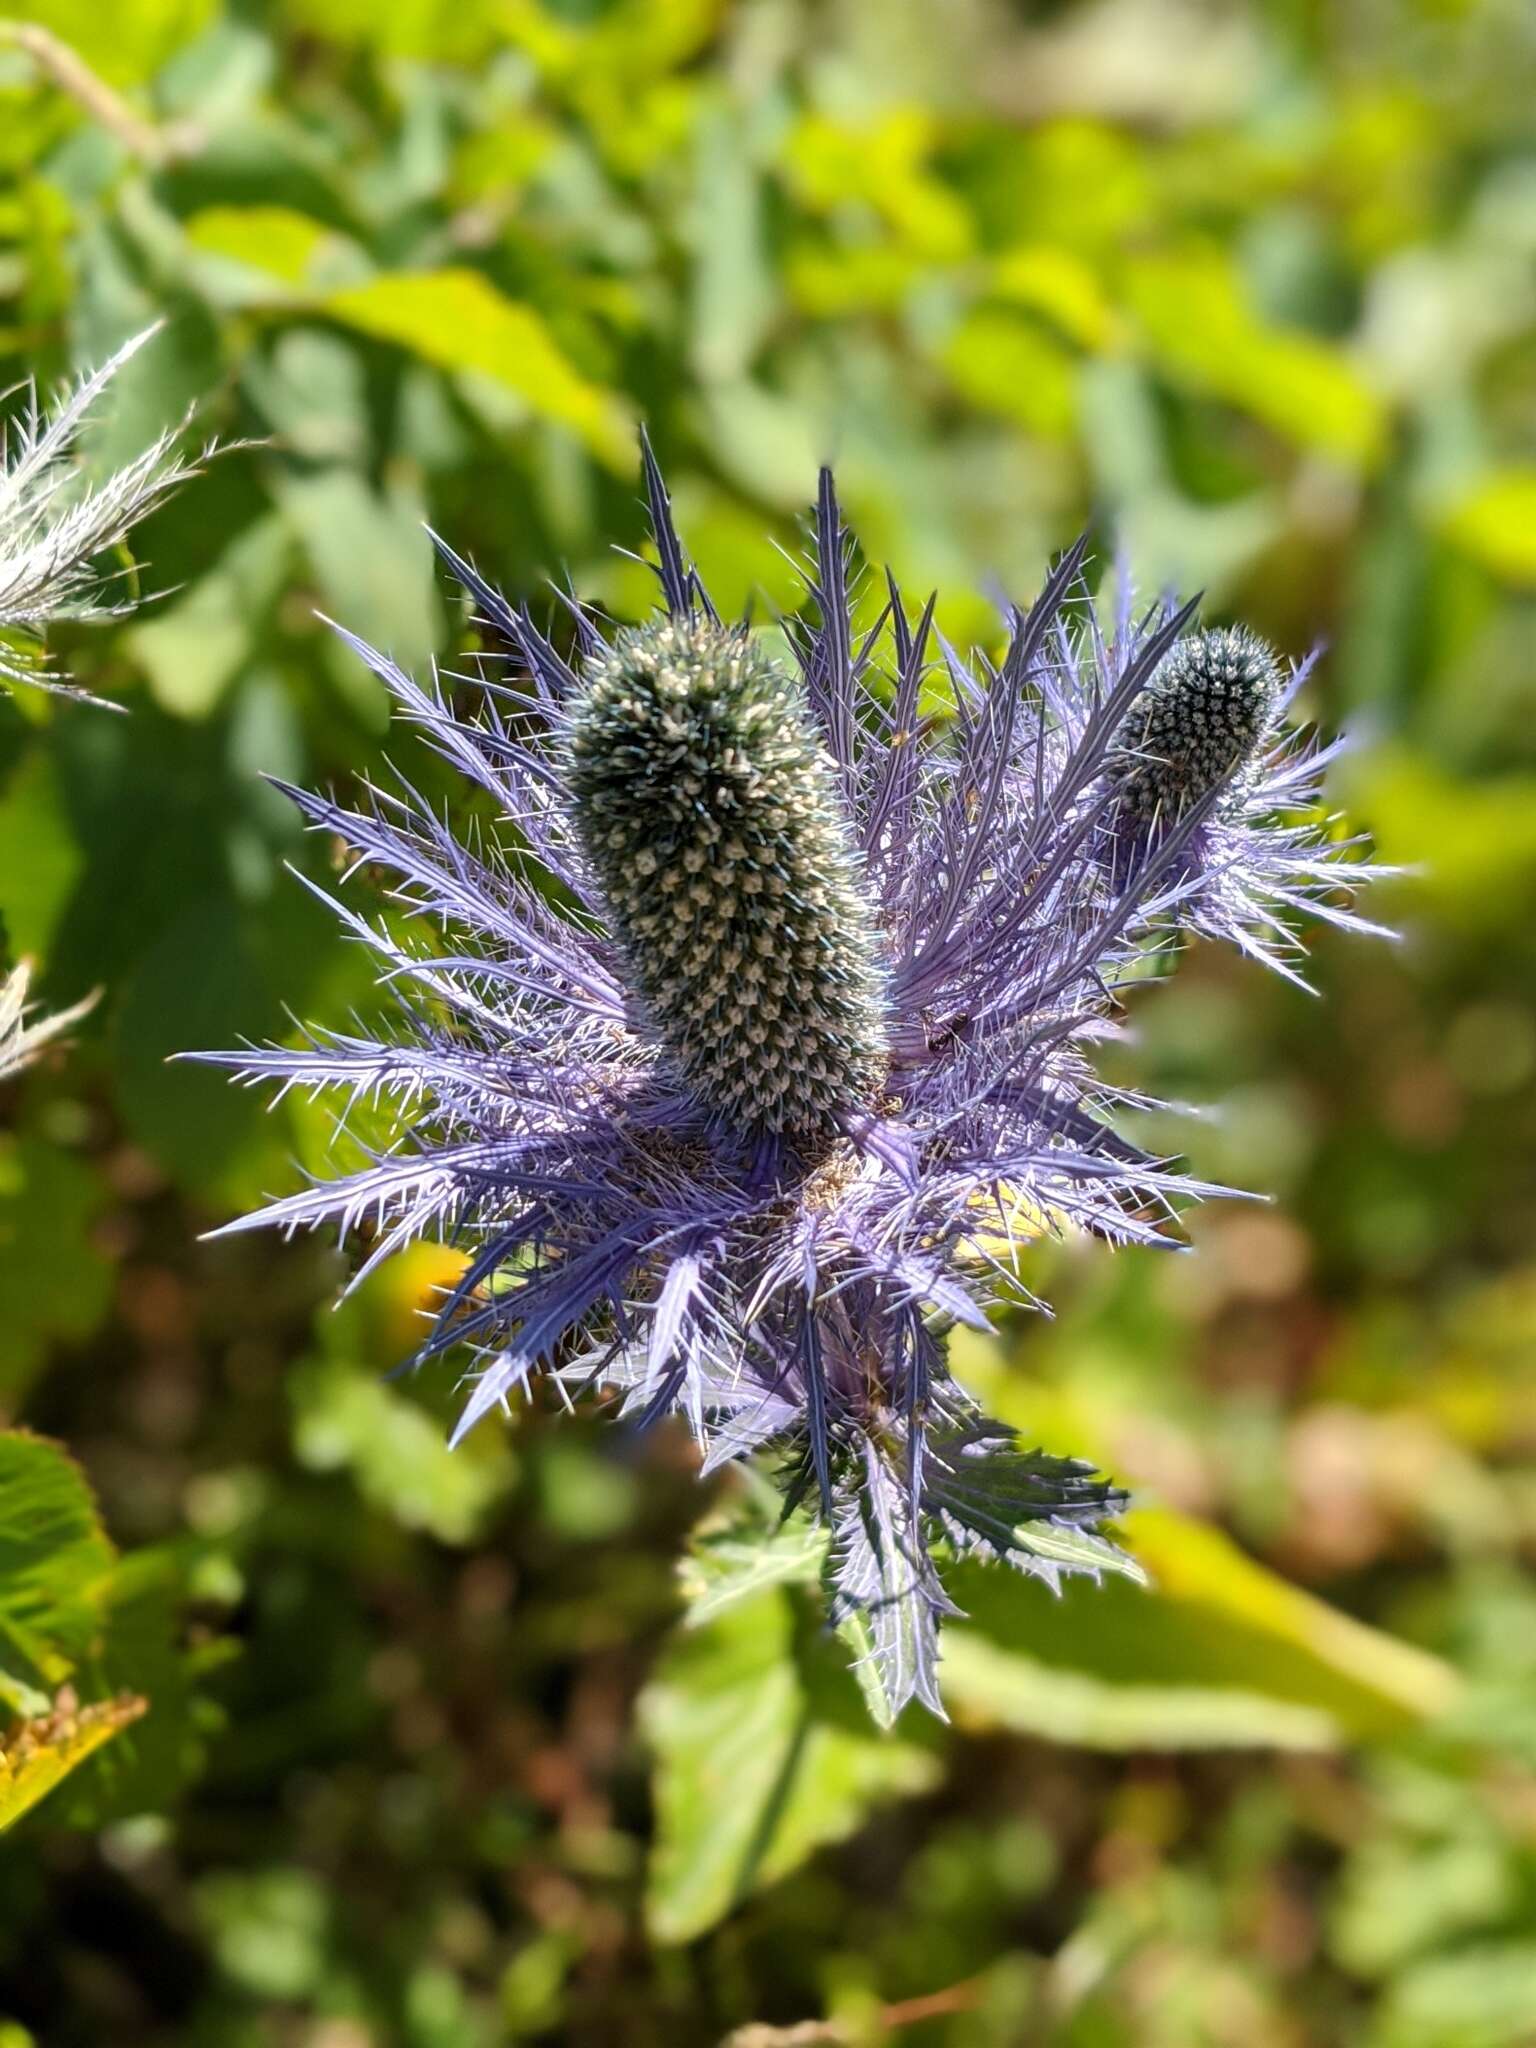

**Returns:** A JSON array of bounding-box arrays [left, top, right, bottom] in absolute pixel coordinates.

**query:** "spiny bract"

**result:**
[[196, 440, 1388, 1722], [568, 617, 888, 1136]]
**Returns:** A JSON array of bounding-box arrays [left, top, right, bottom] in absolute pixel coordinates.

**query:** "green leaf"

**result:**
[[0, 1431, 114, 1689], [59, 1543, 196, 1823], [947, 1333, 1461, 1747], [940, 1507, 1458, 1753], [125, 514, 293, 718], [939, 309, 1079, 439], [182, 204, 356, 292], [0, 1435, 203, 1825], [1372, 1941, 1536, 2048], [276, 466, 442, 683], [640, 1588, 940, 1943], [322, 269, 633, 467], [0, 749, 86, 961], [939, 1631, 1339, 1751], [291, 1355, 513, 1546], [1439, 469, 1536, 587], [1350, 752, 1536, 928], [0, 1137, 113, 1410], [1126, 247, 1386, 468], [677, 1483, 827, 1628]]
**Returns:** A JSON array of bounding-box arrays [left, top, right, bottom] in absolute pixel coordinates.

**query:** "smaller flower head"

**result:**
[[1110, 625, 1279, 827]]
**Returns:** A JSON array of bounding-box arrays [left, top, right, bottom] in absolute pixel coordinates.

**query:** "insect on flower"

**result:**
[[196, 439, 1388, 1720]]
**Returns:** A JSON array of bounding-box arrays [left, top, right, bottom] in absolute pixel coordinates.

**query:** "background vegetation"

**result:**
[[2, 0, 1534, 2041]]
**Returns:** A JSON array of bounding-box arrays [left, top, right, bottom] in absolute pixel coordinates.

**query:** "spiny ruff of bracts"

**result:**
[[568, 619, 888, 1135], [195, 438, 1386, 1721]]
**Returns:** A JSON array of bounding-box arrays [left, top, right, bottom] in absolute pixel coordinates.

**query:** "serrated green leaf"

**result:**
[[640, 1588, 940, 1942], [0, 1431, 114, 1688], [1004, 1516, 1149, 1585], [677, 1487, 827, 1628]]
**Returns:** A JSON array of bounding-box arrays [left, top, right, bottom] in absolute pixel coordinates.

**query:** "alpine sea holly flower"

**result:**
[[197, 439, 1383, 1720], [0, 326, 205, 707]]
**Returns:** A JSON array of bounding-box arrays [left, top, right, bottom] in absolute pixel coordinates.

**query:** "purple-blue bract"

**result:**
[[197, 440, 1386, 1719]]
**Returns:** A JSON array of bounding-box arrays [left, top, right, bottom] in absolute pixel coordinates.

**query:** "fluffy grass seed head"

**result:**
[[568, 617, 889, 1137], [0, 325, 206, 707]]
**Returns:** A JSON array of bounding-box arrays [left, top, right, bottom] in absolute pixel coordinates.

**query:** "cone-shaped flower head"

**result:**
[[196, 442, 1388, 1721], [568, 618, 888, 1135], [1111, 625, 1279, 826]]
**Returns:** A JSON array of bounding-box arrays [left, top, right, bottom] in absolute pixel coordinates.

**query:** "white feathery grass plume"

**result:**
[[0, 324, 206, 709], [0, 961, 97, 1084]]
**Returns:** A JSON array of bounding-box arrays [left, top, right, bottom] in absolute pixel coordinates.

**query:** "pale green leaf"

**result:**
[[677, 1486, 827, 1629], [0, 1431, 114, 1689], [277, 466, 442, 684], [1440, 469, 1536, 587], [322, 270, 633, 467], [125, 514, 292, 717], [640, 1588, 940, 1943], [182, 205, 354, 291], [940, 1630, 1339, 1751], [292, 1357, 512, 1546]]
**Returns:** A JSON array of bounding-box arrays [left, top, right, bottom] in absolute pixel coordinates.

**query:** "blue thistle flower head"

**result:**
[[196, 439, 1388, 1721]]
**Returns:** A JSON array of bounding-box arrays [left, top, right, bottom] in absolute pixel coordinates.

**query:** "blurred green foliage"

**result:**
[[1, 0, 1534, 2041]]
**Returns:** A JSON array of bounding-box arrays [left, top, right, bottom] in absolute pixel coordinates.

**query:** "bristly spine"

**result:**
[[567, 616, 889, 1137], [1111, 625, 1280, 825]]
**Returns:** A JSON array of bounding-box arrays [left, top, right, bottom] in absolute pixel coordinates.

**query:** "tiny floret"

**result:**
[[569, 618, 888, 1136]]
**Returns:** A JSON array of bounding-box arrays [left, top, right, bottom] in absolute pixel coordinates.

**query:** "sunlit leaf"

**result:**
[[322, 270, 633, 467], [1439, 469, 1536, 588], [1126, 247, 1386, 467], [0, 1431, 113, 1686], [640, 1588, 940, 1942], [677, 1482, 826, 1629]]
